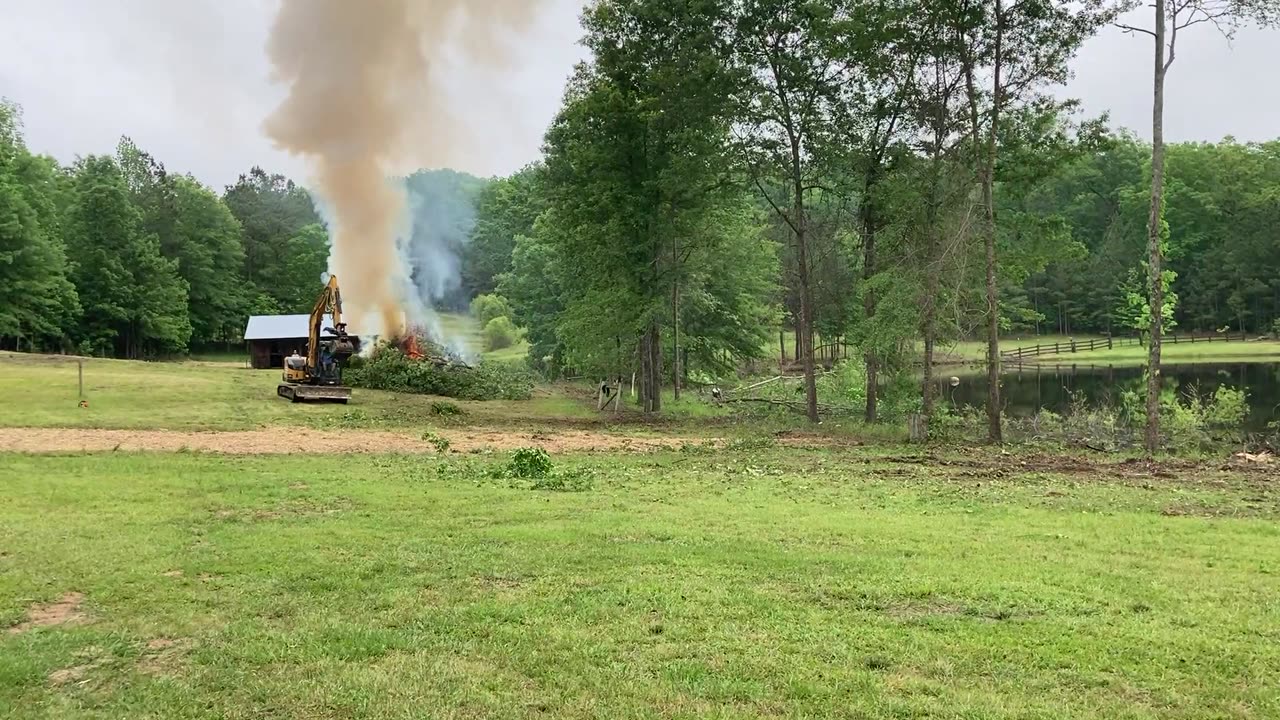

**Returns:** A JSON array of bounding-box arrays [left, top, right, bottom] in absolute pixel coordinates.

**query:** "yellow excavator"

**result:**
[[277, 274, 356, 403]]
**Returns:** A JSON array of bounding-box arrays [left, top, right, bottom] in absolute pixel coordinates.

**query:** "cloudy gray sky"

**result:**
[[1, 0, 1276, 191]]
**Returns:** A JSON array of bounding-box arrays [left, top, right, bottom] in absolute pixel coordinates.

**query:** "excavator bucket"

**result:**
[[277, 383, 352, 403]]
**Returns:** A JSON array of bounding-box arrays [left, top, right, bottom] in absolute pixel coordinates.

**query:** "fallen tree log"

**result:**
[[720, 397, 858, 415]]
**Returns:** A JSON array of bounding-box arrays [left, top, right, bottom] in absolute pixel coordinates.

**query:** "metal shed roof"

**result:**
[[243, 314, 360, 341]]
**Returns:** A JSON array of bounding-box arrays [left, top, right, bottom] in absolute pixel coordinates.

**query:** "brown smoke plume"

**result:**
[[264, 0, 542, 339]]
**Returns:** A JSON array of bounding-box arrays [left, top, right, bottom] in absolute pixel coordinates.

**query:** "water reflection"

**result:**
[[944, 362, 1280, 432]]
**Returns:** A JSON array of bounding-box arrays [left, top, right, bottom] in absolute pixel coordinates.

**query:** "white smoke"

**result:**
[[263, 0, 545, 348]]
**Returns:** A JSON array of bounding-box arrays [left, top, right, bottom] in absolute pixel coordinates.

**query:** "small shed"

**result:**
[[243, 314, 363, 369]]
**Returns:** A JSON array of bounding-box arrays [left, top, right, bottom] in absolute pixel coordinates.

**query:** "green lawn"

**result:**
[[1035, 339, 1280, 365], [438, 312, 531, 364], [1, 448, 1276, 719], [0, 352, 595, 432]]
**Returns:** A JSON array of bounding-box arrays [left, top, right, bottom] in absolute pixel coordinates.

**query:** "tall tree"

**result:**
[[223, 166, 321, 312], [463, 164, 548, 297], [65, 156, 190, 357], [172, 177, 249, 345], [957, 0, 1118, 442], [1115, 0, 1280, 454], [543, 0, 742, 412], [0, 100, 80, 350], [118, 139, 250, 346], [831, 1, 921, 422], [737, 0, 850, 422]]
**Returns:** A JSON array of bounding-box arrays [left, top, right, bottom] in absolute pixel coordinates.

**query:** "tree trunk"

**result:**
[[794, 200, 818, 423], [862, 166, 879, 423], [781, 127, 818, 422], [981, 0, 1005, 444], [642, 321, 662, 413], [672, 234, 681, 402], [982, 180, 1002, 443], [1144, 0, 1167, 456], [921, 273, 939, 425]]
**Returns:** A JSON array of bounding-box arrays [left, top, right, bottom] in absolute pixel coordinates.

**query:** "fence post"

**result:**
[[1071, 338, 1077, 353], [1107, 334, 1113, 350]]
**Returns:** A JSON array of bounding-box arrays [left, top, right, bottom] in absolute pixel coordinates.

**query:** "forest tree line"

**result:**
[[0, 99, 482, 357], [1, 0, 1277, 443], [469, 0, 1278, 440]]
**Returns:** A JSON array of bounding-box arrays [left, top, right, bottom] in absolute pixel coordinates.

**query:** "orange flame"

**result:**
[[400, 334, 424, 360]]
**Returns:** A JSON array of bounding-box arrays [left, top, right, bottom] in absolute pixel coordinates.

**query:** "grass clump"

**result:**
[[430, 400, 463, 418]]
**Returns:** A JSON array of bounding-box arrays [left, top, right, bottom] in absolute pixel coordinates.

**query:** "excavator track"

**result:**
[[277, 383, 351, 403]]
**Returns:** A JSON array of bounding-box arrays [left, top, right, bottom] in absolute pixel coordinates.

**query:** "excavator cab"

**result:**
[[277, 277, 355, 403]]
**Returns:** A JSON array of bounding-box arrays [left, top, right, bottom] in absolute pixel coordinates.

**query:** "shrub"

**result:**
[[421, 431, 451, 453], [483, 316, 519, 351], [508, 447, 553, 478], [345, 345, 533, 401], [470, 294, 512, 326], [430, 401, 463, 417], [492, 447, 595, 492], [1204, 386, 1248, 430]]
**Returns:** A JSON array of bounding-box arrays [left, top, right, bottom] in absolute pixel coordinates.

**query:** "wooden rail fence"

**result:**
[[1001, 331, 1252, 362]]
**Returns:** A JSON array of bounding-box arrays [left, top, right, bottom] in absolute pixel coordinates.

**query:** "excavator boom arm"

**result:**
[[307, 275, 343, 370]]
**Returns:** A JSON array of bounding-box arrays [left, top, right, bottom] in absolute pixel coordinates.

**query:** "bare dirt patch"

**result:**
[[0, 427, 718, 455], [138, 637, 193, 676], [48, 664, 92, 686], [8, 592, 87, 634]]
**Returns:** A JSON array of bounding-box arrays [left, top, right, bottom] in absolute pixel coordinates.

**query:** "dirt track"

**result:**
[[0, 427, 712, 455]]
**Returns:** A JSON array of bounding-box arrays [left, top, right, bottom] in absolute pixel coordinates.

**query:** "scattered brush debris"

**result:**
[[492, 447, 595, 492]]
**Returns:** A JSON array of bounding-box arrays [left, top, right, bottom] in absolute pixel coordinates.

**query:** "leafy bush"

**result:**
[[470, 294, 512, 326], [483, 316, 519, 351], [751, 359, 918, 422], [495, 447, 594, 492], [430, 401, 463, 417], [345, 345, 533, 401], [508, 447, 553, 478], [1203, 386, 1248, 430], [928, 405, 987, 442], [420, 431, 451, 453]]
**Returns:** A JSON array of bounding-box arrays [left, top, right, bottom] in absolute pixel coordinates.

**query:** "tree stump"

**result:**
[[908, 413, 926, 443]]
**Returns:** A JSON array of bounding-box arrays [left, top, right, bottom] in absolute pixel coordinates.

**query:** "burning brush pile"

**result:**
[[393, 325, 470, 368], [343, 325, 533, 401]]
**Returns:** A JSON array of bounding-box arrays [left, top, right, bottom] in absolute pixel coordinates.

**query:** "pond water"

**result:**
[[944, 362, 1280, 432]]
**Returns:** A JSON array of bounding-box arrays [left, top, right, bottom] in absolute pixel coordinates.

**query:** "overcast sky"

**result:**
[[2, 0, 1276, 191]]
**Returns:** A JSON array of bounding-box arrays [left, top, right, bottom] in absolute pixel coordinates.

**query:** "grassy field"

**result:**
[[0, 352, 600, 432], [2, 448, 1277, 719], [2, 352, 1278, 717], [1035, 339, 1280, 365], [768, 333, 1111, 365], [438, 312, 531, 363], [771, 331, 1280, 367]]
